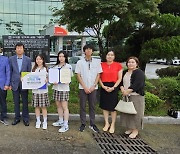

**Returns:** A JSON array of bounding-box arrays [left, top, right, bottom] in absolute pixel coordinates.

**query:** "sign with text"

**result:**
[[2, 35, 50, 62]]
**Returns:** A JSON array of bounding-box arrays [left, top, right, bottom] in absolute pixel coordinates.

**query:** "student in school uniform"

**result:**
[[52, 51, 73, 133], [32, 54, 50, 130]]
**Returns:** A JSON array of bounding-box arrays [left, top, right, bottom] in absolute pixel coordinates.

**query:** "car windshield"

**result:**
[[69, 57, 81, 64]]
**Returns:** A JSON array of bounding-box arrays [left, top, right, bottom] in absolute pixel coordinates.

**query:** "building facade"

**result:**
[[0, 0, 63, 37], [0, 0, 96, 58]]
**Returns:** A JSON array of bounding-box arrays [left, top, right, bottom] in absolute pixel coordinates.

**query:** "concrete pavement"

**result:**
[[0, 115, 180, 154]]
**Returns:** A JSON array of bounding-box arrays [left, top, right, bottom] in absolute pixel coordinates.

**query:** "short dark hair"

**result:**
[[126, 56, 140, 68], [83, 44, 94, 52], [15, 42, 25, 49]]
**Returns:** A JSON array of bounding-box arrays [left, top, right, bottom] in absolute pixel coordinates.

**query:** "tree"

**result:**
[[140, 13, 180, 64], [158, 0, 180, 16], [141, 36, 180, 62], [53, 0, 129, 56], [102, 0, 180, 71], [102, 0, 161, 70], [5, 21, 25, 35]]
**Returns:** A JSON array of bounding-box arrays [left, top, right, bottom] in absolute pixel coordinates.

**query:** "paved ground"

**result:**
[[0, 118, 179, 154]]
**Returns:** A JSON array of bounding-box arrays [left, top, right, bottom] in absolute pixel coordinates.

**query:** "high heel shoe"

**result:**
[[125, 130, 132, 135], [129, 130, 138, 139], [103, 123, 110, 132], [109, 125, 115, 134]]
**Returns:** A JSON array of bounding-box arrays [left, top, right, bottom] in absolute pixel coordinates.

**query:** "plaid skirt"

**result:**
[[32, 93, 50, 107], [53, 90, 69, 102]]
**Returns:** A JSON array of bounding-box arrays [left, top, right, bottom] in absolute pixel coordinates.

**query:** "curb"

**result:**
[[7, 113, 180, 124]]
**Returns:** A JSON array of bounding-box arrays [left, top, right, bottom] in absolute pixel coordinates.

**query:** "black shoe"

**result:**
[[12, 119, 20, 125], [89, 124, 100, 133], [79, 124, 86, 132], [23, 120, 29, 126]]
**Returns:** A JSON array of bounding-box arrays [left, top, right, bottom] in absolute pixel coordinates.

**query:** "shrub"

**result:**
[[145, 80, 156, 93], [156, 66, 180, 77], [157, 77, 178, 101], [145, 92, 165, 114]]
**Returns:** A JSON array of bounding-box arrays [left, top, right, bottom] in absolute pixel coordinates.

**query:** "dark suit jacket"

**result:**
[[120, 69, 145, 96], [9, 55, 32, 91]]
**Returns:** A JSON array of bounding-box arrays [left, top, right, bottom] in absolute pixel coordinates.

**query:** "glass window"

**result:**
[[0, 0, 63, 36], [35, 15, 41, 25], [16, 0, 23, 14], [35, 1, 41, 15], [28, 15, 35, 26], [22, 15, 29, 25], [29, 2, 35, 15], [23, 25, 29, 35], [22, 2, 29, 14]]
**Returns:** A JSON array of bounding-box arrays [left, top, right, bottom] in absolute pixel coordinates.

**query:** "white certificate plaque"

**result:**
[[60, 68, 71, 83], [48, 68, 60, 83], [48, 68, 71, 84], [22, 72, 47, 89]]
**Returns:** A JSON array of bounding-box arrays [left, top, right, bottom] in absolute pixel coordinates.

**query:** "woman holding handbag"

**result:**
[[99, 50, 123, 134], [120, 56, 145, 139]]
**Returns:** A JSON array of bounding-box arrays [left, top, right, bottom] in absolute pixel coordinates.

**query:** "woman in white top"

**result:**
[[52, 51, 73, 133], [32, 54, 49, 130]]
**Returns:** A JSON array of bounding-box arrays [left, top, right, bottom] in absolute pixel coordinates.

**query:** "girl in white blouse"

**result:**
[[32, 54, 49, 130], [52, 51, 73, 133]]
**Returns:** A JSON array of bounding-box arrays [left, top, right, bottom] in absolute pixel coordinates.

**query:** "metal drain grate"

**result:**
[[93, 132, 157, 154]]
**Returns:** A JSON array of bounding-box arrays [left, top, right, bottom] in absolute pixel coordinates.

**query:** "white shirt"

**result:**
[[123, 71, 139, 96], [75, 58, 102, 89], [32, 67, 48, 94], [52, 63, 73, 91]]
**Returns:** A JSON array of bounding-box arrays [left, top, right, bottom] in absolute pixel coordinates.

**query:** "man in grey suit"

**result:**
[[9, 43, 31, 126]]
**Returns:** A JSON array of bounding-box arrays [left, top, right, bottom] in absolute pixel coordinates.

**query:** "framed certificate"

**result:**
[[48, 68, 71, 84], [48, 68, 59, 83], [22, 72, 47, 89]]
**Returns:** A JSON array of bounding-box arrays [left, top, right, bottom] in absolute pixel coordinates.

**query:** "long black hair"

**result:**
[[32, 54, 48, 72], [55, 51, 69, 65]]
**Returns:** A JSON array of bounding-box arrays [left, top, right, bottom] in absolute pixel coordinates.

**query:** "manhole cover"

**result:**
[[93, 132, 157, 154]]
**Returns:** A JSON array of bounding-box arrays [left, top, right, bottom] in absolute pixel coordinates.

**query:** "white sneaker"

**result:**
[[52, 120, 64, 127], [58, 126, 69, 133], [35, 122, 41, 129], [42, 122, 47, 130]]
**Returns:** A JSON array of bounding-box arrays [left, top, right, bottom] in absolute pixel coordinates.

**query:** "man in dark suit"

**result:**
[[0, 51, 10, 126], [9, 43, 31, 126]]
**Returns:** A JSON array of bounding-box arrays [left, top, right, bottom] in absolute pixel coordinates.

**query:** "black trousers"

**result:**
[[0, 89, 8, 120], [12, 84, 29, 121]]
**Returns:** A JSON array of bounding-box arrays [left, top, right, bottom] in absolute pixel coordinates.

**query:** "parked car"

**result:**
[[150, 58, 173, 65], [69, 56, 82, 71], [172, 58, 180, 65], [50, 52, 57, 64]]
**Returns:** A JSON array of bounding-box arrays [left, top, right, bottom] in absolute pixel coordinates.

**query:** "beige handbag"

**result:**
[[115, 96, 137, 114]]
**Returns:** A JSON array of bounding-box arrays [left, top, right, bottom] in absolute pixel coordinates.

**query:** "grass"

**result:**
[[6, 76, 103, 114], [6, 76, 168, 116]]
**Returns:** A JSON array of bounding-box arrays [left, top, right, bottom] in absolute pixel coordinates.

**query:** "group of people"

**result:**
[[0, 43, 145, 138]]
